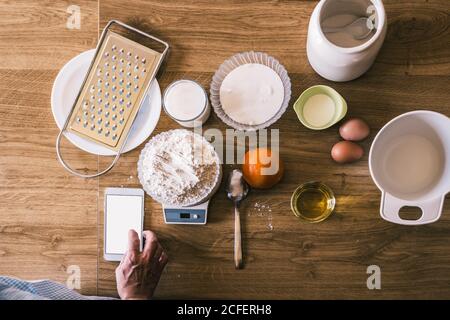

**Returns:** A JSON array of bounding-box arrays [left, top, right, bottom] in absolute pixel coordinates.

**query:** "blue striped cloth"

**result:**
[[0, 276, 116, 300]]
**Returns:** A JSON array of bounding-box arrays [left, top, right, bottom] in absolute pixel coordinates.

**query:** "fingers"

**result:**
[[127, 229, 140, 262], [141, 230, 168, 271], [142, 230, 159, 261], [152, 244, 163, 265], [125, 230, 168, 272], [159, 251, 169, 267], [153, 244, 168, 271]]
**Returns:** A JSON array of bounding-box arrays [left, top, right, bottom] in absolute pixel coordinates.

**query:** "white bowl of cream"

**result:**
[[210, 51, 291, 131]]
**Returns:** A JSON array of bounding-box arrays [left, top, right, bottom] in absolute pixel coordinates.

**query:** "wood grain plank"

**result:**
[[0, 0, 98, 70], [97, 69, 450, 298], [0, 0, 99, 294], [97, 0, 450, 298], [100, 0, 450, 76], [374, 0, 450, 76], [1, 0, 449, 300]]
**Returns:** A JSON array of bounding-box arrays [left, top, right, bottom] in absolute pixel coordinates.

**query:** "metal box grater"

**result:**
[[56, 20, 169, 178]]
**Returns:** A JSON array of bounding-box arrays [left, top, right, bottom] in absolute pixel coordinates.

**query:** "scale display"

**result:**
[[163, 201, 209, 225]]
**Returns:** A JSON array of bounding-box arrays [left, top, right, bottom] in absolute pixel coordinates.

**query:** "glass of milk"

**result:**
[[163, 79, 210, 128]]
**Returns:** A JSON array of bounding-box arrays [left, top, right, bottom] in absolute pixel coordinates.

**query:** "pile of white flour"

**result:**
[[139, 129, 220, 206]]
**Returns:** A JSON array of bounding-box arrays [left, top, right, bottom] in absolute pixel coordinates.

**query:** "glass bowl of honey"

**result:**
[[290, 181, 335, 223]]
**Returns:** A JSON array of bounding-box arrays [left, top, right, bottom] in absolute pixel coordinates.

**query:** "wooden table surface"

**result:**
[[1, 0, 450, 299]]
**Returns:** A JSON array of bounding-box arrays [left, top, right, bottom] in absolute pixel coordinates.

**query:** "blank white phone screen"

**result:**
[[106, 195, 143, 255]]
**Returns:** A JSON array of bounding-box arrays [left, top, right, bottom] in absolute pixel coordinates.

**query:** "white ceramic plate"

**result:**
[[51, 49, 161, 156]]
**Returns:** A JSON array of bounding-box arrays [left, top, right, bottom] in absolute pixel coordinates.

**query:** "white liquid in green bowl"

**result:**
[[302, 94, 335, 128]]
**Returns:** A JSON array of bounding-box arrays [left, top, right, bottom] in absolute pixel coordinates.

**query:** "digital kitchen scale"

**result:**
[[163, 201, 210, 225], [162, 169, 222, 225], [137, 129, 222, 226]]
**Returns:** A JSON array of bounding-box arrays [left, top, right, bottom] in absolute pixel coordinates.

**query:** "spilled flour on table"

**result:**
[[249, 202, 274, 231]]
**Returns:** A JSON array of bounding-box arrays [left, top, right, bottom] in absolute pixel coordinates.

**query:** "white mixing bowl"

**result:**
[[369, 110, 450, 225]]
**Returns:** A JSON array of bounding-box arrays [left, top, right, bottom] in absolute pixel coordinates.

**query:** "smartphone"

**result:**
[[104, 187, 144, 261]]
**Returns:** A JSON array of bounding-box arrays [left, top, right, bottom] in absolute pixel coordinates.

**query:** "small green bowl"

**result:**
[[293, 85, 347, 130]]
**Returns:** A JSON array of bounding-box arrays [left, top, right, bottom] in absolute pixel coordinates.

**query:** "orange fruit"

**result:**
[[242, 148, 284, 189]]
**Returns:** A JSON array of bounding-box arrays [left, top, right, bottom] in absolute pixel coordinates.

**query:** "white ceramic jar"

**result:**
[[307, 0, 387, 82]]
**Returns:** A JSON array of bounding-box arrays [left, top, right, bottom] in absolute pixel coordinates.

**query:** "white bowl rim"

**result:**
[[137, 129, 222, 206], [368, 110, 450, 198], [210, 51, 292, 131]]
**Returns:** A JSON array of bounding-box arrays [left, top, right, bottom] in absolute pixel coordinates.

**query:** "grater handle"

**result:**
[[56, 130, 121, 178]]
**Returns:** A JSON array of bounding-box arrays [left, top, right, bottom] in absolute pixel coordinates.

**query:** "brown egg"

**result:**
[[331, 141, 364, 164], [339, 118, 370, 141]]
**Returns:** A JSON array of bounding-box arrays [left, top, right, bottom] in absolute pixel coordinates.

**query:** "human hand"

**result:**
[[115, 230, 168, 300]]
